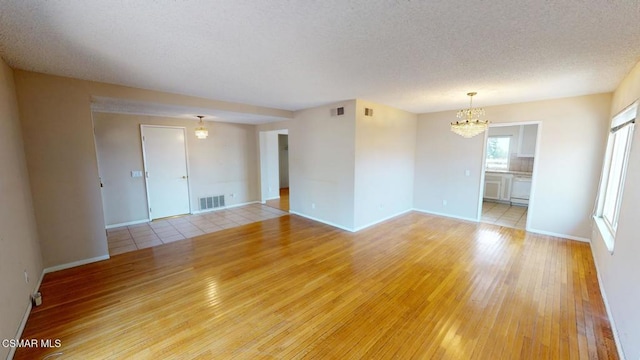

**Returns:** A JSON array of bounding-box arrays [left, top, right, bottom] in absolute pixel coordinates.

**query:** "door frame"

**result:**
[[477, 121, 542, 231], [140, 125, 193, 220], [259, 129, 289, 203]]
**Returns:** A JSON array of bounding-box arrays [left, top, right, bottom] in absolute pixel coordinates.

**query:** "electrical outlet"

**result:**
[[442, 200, 448, 206], [379, 203, 384, 210], [24, 270, 29, 284], [230, 193, 235, 198], [311, 203, 316, 209]]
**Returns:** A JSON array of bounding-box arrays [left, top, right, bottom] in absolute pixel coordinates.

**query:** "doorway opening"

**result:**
[[479, 122, 540, 230], [259, 129, 289, 212]]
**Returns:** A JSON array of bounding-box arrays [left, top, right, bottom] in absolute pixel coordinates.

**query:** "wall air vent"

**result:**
[[364, 108, 373, 117], [199, 195, 225, 210], [330, 107, 345, 116]]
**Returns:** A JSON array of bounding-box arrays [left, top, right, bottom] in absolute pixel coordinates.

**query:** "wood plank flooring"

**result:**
[[266, 187, 289, 212], [15, 212, 617, 359]]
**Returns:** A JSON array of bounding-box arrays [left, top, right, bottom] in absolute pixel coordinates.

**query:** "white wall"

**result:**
[[591, 60, 640, 360], [0, 59, 43, 360], [354, 99, 417, 230], [415, 93, 612, 239], [288, 101, 356, 230], [414, 115, 486, 221], [94, 112, 259, 226], [259, 130, 281, 201]]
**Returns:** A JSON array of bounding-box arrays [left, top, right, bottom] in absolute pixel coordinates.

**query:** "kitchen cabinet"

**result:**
[[484, 175, 502, 200], [484, 173, 513, 201], [517, 124, 538, 157]]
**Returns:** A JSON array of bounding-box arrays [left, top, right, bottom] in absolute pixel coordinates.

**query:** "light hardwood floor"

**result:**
[[15, 212, 617, 359], [266, 187, 289, 212]]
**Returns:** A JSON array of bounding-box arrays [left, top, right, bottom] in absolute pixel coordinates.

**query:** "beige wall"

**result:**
[[591, 60, 640, 359], [13, 70, 292, 268], [354, 99, 417, 230], [415, 93, 612, 239], [94, 113, 259, 226], [0, 60, 42, 359], [289, 101, 356, 230]]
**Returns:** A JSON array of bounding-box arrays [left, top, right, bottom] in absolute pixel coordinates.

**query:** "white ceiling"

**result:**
[[1, 0, 639, 116]]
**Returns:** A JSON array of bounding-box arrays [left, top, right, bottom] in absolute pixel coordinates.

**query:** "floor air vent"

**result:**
[[199, 195, 225, 210]]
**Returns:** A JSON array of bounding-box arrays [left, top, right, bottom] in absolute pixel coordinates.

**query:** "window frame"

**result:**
[[595, 101, 637, 252], [485, 135, 511, 171]]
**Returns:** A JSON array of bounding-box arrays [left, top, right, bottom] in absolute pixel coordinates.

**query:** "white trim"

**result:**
[[7, 270, 47, 359], [191, 201, 261, 214], [589, 242, 626, 360], [525, 227, 590, 243], [412, 208, 478, 223], [353, 209, 413, 232], [264, 196, 280, 201], [289, 210, 354, 232], [7, 303, 32, 359], [593, 216, 615, 253], [105, 218, 150, 229], [43, 254, 110, 274]]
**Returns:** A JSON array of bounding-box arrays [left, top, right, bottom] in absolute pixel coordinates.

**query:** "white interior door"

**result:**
[[141, 126, 191, 220]]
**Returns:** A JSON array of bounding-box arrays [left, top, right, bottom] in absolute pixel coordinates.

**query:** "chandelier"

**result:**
[[450, 92, 489, 138], [195, 115, 208, 139]]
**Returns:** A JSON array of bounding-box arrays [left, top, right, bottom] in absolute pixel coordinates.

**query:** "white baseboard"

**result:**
[[289, 210, 354, 232], [589, 244, 626, 360], [526, 228, 590, 243], [7, 302, 32, 359], [412, 208, 479, 223], [191, 201, 260, 215], [43, 254, 110, 274], [264, 196, 280, 201], [106, 219, 150, 229], [353, 209, 412, 232], [8, 269, 47, 359]]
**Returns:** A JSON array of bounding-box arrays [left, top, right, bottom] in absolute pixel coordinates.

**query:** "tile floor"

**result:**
[[481, 201, 528, 229], [107, 203, 288, 256]]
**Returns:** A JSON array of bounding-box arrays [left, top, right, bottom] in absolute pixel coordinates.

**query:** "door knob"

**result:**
[[182, 176, 187, 179]]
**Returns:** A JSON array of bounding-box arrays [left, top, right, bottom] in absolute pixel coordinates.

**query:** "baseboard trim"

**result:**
[[412, 208, 478, 223], [589, 244, 626, 360], [43, 254, 110, 274], [8, 269, 47, 359], [526, 228, 590, 243], [289, 211, 354, 232], [7, 302, 32, 359], [264, 196, 280, 201], [353, 209, 412, 232], [106, 219, 150, 229], [191, 201, 260, 215]]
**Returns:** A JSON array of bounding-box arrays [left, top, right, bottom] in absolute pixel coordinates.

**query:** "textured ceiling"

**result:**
[[1, 0, 639, 115]]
